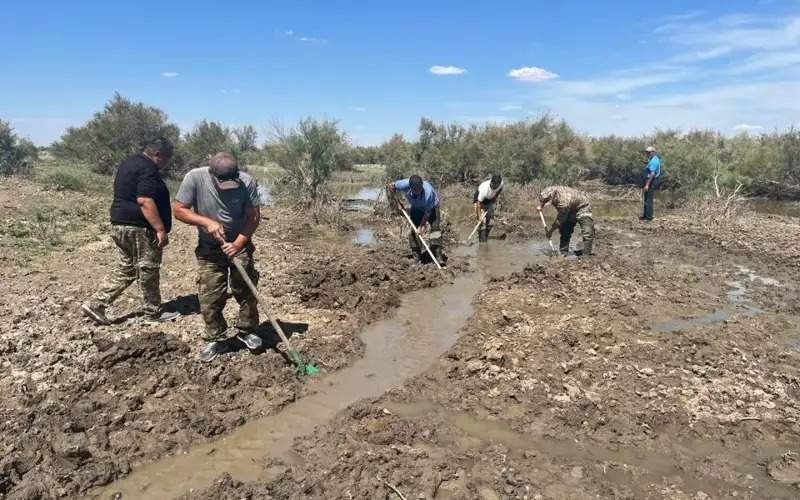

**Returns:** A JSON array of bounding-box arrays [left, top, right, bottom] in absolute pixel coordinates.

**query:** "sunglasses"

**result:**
[[214, 171, 240, 182]]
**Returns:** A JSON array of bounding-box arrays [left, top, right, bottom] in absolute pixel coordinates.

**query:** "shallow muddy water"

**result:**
[[86, 240, 549, 500], [383, 401, 798, 498]]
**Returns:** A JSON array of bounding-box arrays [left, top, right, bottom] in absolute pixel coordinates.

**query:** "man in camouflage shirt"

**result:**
[[537, 185, 595, 257]]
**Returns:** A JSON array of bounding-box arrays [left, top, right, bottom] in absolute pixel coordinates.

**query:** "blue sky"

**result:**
[[2, 0, 800, 145]]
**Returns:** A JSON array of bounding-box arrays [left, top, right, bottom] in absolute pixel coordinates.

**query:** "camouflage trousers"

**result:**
[[195, 244, 260, 341], [90, 225, 163, 316], [560, 215, 595, 256]]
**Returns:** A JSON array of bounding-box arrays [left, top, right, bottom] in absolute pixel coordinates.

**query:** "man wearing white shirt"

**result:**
[[473, 174, 504, 242]]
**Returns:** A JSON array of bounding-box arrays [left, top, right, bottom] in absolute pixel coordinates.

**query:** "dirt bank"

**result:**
[[187, 209, 800, 499], [0, 178, 466, 499]]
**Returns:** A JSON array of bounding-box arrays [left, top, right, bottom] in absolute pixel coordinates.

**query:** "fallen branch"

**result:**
[[384, 480, 408, 500]]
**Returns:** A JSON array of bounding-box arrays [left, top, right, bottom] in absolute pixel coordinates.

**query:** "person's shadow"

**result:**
[[224, 320, 310, 359], [162, 294, 201, 315]]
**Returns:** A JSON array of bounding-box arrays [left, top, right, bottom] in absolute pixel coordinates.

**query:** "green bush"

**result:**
[[51, 93, 180, 175], [269, 118, 352, 201], [36, 164, 106, 193], [0, 120, 37, 176]]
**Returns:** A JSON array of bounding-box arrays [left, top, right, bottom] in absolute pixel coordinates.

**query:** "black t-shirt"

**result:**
[[110, 154, 172, 232]]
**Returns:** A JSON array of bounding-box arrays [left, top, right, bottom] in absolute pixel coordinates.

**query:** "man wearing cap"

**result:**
[[386, 174, 444, 263], [81, 137, 181, 325], [173, 152, 263, 362], [473, 174, 504, 242], [641, 146, 662, 221], [537, 185, 594, 257]]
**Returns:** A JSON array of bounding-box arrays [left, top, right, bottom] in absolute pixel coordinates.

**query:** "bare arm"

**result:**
[[173, 200, 226, 243], [644, 170, 655, 189], [137, 197, 168, 248], [233, 206, 260, 247]]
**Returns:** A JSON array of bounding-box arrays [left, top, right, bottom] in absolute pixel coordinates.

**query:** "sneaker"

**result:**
[[199, 341, 228, 362], [144, 311, 181, 324], [236, 332, 263, 350], [81, 302, 110, 325]]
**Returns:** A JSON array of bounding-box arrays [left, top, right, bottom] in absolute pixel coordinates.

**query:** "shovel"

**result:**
[[392, 198, 443, 270], [465, 210, 488, 244], [538, 210, 557, 255], [231, 258, 319, 377]]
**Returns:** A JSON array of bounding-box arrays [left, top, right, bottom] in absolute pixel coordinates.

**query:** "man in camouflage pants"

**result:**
[[537, 185, 595, 257], [81, 137, 180, 325], [173, 152, 263, 362]]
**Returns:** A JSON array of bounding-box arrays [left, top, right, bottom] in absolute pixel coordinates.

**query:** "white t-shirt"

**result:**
[[477, 179, 504, 202]]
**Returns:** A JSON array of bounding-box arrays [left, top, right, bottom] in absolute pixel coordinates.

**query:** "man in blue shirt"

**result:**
[[386, 175, 443, 263], [641, 146, 662, 221]]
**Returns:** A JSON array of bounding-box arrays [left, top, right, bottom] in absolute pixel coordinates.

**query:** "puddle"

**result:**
[[85, 240, 548, 500], [384, 401, 798, 497], [352, 228, 376, 246], [354, 186, 382, 201], [652, 280, 762, 333]]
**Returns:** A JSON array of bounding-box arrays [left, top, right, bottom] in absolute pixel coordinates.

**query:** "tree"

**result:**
[[51, 93, 180, 174], [180, 121, 234, 174], [270, 118, 352, 201], [233, 125, 258, 152], [0, 120, 38, 176]]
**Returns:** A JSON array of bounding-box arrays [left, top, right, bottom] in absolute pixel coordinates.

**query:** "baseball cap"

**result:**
[[209, 154, 241, 190]]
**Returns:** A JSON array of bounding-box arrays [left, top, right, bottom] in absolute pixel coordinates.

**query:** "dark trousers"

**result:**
[[408, 205, 441, 259], [478, 201, 495, 242], [560, 216, 595, 256], [642, 178, 659, 220]]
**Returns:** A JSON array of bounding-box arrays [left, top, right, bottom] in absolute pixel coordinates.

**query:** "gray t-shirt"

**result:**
[[175, 167, 261, 247]]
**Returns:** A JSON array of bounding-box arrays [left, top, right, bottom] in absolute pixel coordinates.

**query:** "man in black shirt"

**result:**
[[81, 137, 180, 325]]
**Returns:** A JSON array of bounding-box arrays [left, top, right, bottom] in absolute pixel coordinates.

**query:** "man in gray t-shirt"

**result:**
[[174, 152, 264, 362]]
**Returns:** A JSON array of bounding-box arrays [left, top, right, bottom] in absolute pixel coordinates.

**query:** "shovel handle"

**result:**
[[467, 210, 488, 242], [539, 210, 557, 253], [230, 257, 294, 351]]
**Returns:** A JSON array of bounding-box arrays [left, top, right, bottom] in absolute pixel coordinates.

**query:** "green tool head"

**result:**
[[288, 351, 319, 377]]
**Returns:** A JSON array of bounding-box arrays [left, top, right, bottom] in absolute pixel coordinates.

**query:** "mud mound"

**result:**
[[292, 247, 455, 318]]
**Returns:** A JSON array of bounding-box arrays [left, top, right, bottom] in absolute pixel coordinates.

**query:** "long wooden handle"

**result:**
[[539, 210, 557, 252], [466, 210, 487, 241], [397, 205, 443, 270], [231, 258, 294, 351]]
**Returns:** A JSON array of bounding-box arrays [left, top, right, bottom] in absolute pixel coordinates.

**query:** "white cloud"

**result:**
[[285, 30, 294, 36], [734, 123, 764, 133], [610, 114, 625, 121], [220, 89, 241, 95], [507, 66, 558, 83], [349, 106, 367, 112], [499, 104, 522, 111], [729, 50, 800, 74], [616, 93, 631, 101], [161, 72, 179, 78], [555, 73, 680, 96], [430, 65, 467, 75], [298, 36, 328, 44], [657, 15, 800, 53]]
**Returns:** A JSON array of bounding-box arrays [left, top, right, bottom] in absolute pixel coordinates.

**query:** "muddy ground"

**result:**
[[0, 177, 467, 499], [187, 202, 800, 499], [3, 174, 800, 499]]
